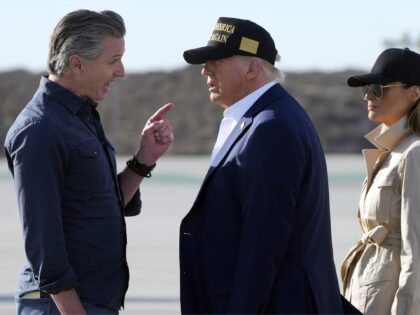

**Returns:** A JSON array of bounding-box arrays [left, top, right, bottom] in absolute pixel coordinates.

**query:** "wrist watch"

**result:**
[[126, 155, 156, 178]]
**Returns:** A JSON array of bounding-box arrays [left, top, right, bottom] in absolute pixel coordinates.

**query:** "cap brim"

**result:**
[[183, 46, 234, 64], [347, 73, 394, 87]]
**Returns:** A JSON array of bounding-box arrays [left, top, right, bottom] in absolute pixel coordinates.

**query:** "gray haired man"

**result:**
[[5, 9, 174, 315]]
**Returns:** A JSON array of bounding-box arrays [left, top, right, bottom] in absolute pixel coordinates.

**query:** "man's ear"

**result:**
[[245, 58, 261, 80], [68, 55, 84, 73]]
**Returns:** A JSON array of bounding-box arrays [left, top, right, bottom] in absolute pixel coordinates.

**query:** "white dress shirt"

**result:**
[[209, 81, 276, 166]]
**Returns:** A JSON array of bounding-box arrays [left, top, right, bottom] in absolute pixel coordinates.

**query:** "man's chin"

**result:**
[[210, 95, 222, 106], [94, 92, 109, 102]]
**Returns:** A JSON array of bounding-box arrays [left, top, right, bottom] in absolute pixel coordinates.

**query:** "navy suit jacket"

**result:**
[[180, 84, 343, 314]]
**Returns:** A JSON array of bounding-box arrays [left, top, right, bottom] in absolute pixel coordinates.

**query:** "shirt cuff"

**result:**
[[39, 268, 78, 294], [124, 188, 142, 216]]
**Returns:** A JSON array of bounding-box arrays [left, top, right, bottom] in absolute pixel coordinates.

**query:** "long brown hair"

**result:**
[[404, 84, 420, 135]]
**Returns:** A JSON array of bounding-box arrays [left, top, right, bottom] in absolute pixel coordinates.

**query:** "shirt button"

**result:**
[[93, 151, 98, 156]]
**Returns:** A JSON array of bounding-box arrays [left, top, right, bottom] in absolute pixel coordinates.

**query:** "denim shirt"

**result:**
[[4, 76, 141, 309]]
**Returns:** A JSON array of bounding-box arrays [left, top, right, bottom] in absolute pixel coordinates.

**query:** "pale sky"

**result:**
[[1, 0, 420, 73]]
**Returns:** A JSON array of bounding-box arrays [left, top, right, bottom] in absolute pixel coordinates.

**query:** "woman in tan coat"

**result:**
[[341, 47, 420, 314]]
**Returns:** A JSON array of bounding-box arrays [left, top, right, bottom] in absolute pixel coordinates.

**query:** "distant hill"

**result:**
[[0, 66, 375, 155]]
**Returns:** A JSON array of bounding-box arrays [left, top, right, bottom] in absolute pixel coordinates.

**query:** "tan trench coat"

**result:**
[[341, 117, 420, 315]]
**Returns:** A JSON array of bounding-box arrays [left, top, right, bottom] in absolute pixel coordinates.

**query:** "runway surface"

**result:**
[[0, 155, 363, 314]]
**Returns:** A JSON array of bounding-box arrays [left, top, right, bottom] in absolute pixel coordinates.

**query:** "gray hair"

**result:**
[[48, 9, 126, 76], [261, 54, 285, 83]]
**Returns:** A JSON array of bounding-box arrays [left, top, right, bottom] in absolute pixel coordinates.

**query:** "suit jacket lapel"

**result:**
[[207, 116, 253, 174], [190, 84, 287, 211], [204, 84, 285, 180], [191, 117, 252, 214]]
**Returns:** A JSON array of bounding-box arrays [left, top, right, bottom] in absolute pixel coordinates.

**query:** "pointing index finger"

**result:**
[[149, 103, 175, 122]]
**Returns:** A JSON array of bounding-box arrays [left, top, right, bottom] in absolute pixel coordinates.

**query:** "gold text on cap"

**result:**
[[214, 23, 235, 34], [210, 23, 235, 44], [210, 33, 230, 44]]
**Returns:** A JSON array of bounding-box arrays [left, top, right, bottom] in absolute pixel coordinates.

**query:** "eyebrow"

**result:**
[[110, 53, 124, 61]]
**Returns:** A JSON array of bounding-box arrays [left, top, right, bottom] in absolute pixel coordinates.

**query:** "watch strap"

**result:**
[[126, 156, 156, 178]]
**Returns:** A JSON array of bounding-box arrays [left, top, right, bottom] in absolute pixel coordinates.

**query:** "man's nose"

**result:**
[[115, 62, 125, 78], [201, 62, 212, 77]]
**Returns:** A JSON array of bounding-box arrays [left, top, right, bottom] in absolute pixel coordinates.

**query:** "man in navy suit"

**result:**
[[180, 17, 344, 314]]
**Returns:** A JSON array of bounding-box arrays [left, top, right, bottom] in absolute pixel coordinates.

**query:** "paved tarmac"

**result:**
[[0, 155, 363, 314]]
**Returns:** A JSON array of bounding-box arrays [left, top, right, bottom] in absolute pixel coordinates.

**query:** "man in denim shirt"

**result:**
[[4, 10, 174, 315]]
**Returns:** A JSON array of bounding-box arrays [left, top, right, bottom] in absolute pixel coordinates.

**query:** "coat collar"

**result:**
[[184, 83, 288, 217], [365, 117, 409, 151], [225, 81, 277, 123], [204, 83, 286, 181], [362, 117, 410, 190]]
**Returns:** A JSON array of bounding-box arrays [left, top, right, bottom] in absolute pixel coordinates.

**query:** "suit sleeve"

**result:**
[[227, 116, 306, 312], [392, 145, 420, 315]]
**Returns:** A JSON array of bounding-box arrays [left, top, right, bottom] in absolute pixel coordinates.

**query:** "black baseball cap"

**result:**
[[347, 48, 420, 87], [183, 17, 278, 65]]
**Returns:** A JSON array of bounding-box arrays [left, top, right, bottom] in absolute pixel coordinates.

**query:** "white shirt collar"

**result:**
[[224, 81, 277, 122]]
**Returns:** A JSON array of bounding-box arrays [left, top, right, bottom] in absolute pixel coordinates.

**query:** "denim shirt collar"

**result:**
[[40, 75, 88, 117]]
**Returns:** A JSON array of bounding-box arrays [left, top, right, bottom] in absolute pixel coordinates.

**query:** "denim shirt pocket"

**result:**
[[78, 140, 100, 158], [70, 139, 108, 186]]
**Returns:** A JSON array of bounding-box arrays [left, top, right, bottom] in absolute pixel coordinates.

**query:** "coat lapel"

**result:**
[[362, 148, 384, 191], [361, 119, 410, 196], [205, 116, 253, 178], [188, 84, 287, 213]]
